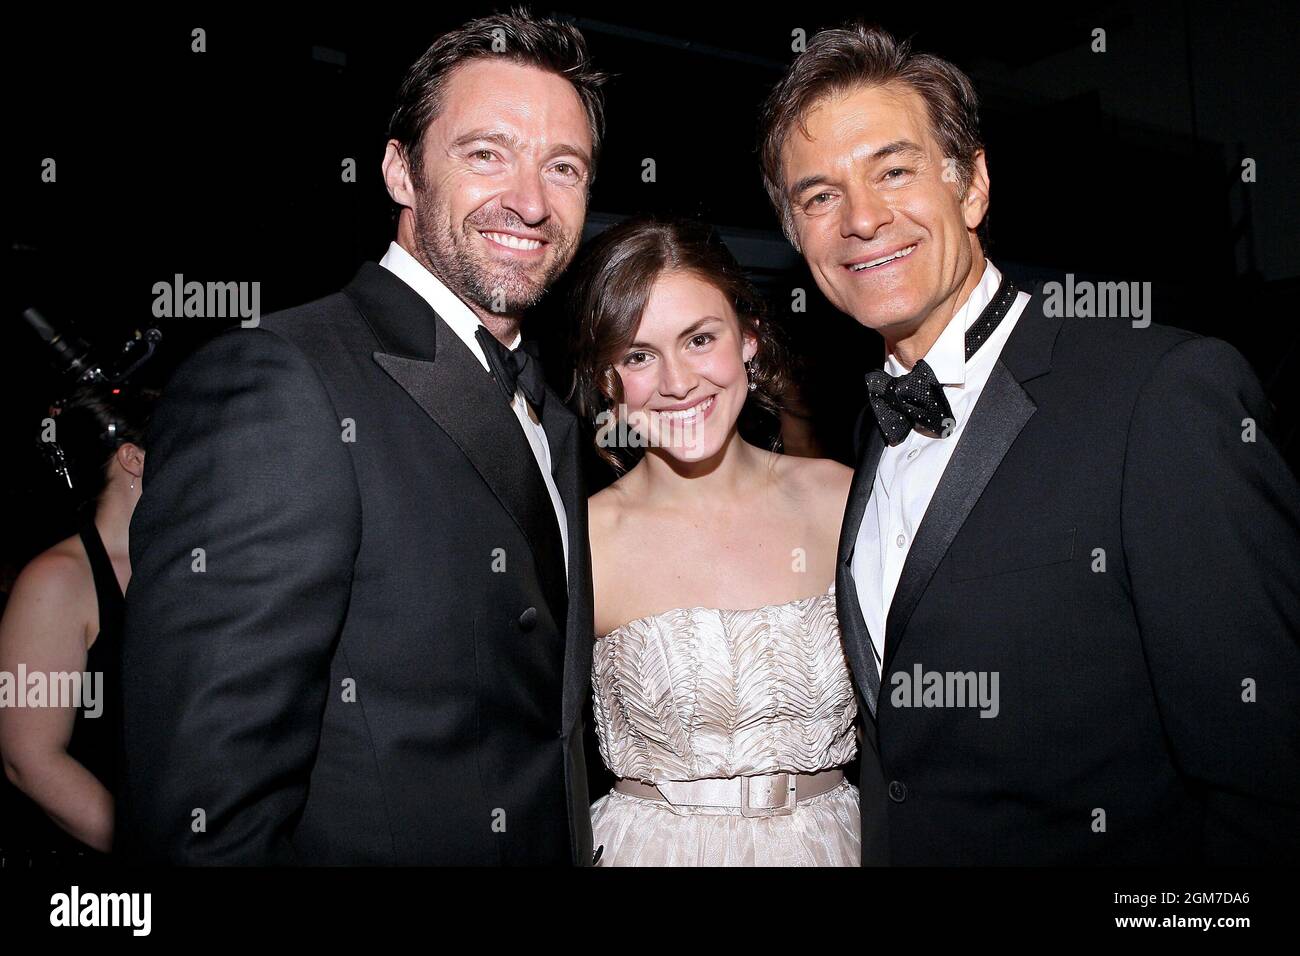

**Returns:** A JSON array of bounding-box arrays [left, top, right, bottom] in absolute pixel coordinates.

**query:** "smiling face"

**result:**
[[385, 58, 593, 317], [615, 270, 757, 464], [781, 82, 989, 340]]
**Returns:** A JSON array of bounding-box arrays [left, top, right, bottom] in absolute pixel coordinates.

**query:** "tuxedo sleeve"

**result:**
[[118, 327, 360, 864], [1121, 335, 1300, 863]]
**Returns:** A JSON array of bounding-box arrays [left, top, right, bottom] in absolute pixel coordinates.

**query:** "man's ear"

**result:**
[[962, 149, 990, 233], [116, 443, 145, 480], [382, 140, 416, 209]]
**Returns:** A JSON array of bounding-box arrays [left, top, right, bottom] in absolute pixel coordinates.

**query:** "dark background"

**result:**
[[4, 1, 1297, 577]]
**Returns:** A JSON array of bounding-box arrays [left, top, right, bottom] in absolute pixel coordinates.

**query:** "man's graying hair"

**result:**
[[758, 22, 987, 251], [388, 7, 608, 187]]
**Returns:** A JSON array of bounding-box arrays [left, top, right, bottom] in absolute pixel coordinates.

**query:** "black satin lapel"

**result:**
[[539, 398, 579, 528], [837, 570, 883, 727], [373, 343, 569, 627], [882, 361, 1037, 671], [538, 397, 595, 732], [836, 427, 886, 720]]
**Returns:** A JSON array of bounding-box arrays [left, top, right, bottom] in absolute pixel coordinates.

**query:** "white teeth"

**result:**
[[653, 395, 714, 421], [482, 231, 543, 251], [850, 243, 916, 271]]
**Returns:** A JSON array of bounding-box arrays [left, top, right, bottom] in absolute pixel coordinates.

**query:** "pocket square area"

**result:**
[[948, 523, 1077, 582]]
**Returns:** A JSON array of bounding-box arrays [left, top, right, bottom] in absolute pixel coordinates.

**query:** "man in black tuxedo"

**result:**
[[760, 23, 1300, 865], [117, 12, 607, 864]]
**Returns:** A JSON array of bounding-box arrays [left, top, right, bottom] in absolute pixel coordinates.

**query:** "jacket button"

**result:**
[[888, 780, 908, 803], [518, 606, 538, 631]]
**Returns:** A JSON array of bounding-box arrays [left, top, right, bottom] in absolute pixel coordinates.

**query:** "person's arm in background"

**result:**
[[1122, 335, 1300, 863], [117, 327, 360, 864], [0, 553, 113, 851]]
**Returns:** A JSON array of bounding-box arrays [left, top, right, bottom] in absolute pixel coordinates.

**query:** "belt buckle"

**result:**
[[739, 773, 797, 818]]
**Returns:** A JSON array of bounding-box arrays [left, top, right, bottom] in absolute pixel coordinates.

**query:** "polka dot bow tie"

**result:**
[[864, 360, 953, 446], [863, 274, 1019, 447]]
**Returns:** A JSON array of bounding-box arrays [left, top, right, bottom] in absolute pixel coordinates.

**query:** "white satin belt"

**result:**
[[613, 769, 845, 817]]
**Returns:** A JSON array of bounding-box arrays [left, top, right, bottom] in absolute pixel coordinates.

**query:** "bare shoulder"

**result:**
[[588, 477, 629, 529], [0, 537, 94, 652], [587, 472, 642, 552], [10, 539, 89, 606], [775, 453, 854, 511], [588, 473, 647, 636]]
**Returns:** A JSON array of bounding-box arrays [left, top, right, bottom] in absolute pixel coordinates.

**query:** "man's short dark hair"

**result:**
[[758, 22, 987, 251], [388, 7, 608, 188]]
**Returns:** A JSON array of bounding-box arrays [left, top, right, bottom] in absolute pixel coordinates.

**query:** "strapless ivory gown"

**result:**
[[590, 584, 860, 866]]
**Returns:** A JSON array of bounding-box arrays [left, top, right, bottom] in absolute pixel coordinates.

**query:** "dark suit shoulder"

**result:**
[[1004, 287, 1249, 439], [1051, 316, 1265, 410], [256, 289, 374, 360], [164, 288, 375, 395], [255, 288, 349, 335], [163, 319, 311, 389], [1000, 278, 1211, 394], [1049, 313, 1199, 381]]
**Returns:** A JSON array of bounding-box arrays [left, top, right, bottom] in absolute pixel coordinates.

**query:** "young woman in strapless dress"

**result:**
[[569, 217, 861, 866]]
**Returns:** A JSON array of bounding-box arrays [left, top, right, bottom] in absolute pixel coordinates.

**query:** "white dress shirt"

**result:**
[[851, 259, 1030, 672], [378, 241, 569, 580]]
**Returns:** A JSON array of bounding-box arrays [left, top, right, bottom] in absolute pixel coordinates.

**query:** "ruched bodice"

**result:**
[[589, 584, 861, 865], [592, 584, 857, 783]]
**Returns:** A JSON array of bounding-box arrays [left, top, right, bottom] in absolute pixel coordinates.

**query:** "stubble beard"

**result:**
[[410, 181, 577, 320]]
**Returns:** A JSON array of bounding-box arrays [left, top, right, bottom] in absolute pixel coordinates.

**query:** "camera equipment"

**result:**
[[21, 308, 163, 493], [22, 307, 162, 387]]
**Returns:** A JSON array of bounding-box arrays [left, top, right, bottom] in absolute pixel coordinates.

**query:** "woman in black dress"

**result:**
[[0, 385, 155, 865]]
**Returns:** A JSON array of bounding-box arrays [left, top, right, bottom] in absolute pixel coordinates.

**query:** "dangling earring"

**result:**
[[130, 477, 136, 491], [745, 360, 758, 391]]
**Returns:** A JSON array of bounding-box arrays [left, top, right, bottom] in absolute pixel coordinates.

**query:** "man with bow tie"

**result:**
[[760, 22, 1300, 865], [117, 11, 606, 865]]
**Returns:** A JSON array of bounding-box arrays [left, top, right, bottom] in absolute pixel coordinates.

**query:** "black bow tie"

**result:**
[[474, 326, 547, 413], [865, 360, 953, 446], [864, 274, 1018, 447]]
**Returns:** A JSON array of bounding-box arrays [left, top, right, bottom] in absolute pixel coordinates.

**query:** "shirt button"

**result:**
[[518, 606, 538, 631], [888, 780, 908, 803], [895, 533, 906, 548], [906, 448, 920, 461]]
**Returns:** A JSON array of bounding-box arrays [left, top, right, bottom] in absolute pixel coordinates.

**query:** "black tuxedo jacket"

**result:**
[[837, 281, 1300, 865], [117, 263, 595, 865]]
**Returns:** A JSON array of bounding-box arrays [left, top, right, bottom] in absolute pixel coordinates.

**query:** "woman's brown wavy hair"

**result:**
[[568, 216, 793, 473]]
